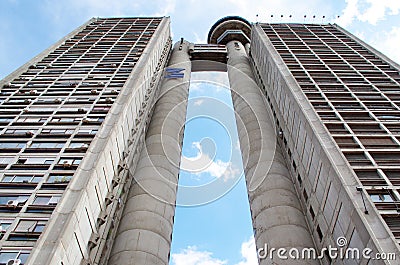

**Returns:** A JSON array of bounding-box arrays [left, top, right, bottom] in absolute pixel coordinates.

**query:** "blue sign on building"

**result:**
[[165, 68, 185, 79]]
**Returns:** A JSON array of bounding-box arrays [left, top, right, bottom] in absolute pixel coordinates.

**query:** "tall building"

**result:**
[[0, 15, 399, 265]]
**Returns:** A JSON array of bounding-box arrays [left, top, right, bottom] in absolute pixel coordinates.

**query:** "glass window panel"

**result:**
[[383, 194, 394, 202], [1, 176, 13, 182], [0, 252, 18, 263], [18, 253, 30, 263], [0, 157, 13, 164], [59, 159, 73, 164], [34, 224, 45, 233], [33, 196, 50, 205], [15, 220, 36, 232], [370, 194, 380, 202], [0, 196, 17, 204], [17, 196, 29, 203], [13, 176, 32, 183], [31, 176, 42, 183], [0, 222, 12, 231], [47, 175, 72, 183], [25, 157, 54, 164]]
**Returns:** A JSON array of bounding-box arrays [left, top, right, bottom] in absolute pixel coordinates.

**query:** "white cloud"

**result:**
[[235, 237, 258, 265], [194, 99, 204, 106], [171, 237, 257, 265], [181, 141, 239, 182], [337, 0, 400, 26], [171, 246, 227, 265], [193, 31, 207, 44], [336, 0, 360, 26], [153, 0, 176, 16], [371, 26, 400, 64], [358, 0, 400, 25]]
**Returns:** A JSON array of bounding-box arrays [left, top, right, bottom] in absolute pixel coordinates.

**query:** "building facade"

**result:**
[[0, 15, 399, 265]]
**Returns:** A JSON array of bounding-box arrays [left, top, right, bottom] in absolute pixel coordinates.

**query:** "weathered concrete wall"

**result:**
[[27, 18, 172, 265], [108, 40, 191, 265], [227, 40, 318, 265], [250, 24, 399, 264]]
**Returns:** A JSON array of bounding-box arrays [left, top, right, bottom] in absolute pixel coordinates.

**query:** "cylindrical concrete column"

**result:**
[[108, 40, 191, 265], [227, 41, 317, 265]]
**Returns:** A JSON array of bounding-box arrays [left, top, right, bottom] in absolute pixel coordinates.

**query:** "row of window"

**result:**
[[0, 195, 60, 207], [0, 116, 104, 126], [0, 17, 161, 262], [260, 25, 400, 244], [0, 142, 89, 149]]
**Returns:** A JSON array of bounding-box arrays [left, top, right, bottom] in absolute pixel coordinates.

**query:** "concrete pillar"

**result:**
[[226, 41, 318, 265], [108, 40, 191, 265]]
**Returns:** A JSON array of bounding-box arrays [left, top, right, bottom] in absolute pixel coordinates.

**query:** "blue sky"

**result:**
[[0, 1, 399, 264], [171, 73, 256, 264]]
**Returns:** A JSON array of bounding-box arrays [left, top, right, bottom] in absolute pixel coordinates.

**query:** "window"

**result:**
[[82, 117, 105, 124], [349, 123, 385, 134], [47, 174, 72, 183], [4, 129, 36, 136], [16, 117, 47, 123], [0, 196, 29, 206], [17, 157, 54, 165], [29, 142, 65, 149], [343, 151, 372, 166], [370, 152, 400, 166], [76, 128, 98, 135], [339, 111, 373, 121], [49, 117, 81, 123], [0, 142, 26, 149], [0, 220, 12, 233], [370, 193, 394, 202], [40, 129, 74, 135], [1, 175, 42, 184], [0, 157, 13, 165], [26, 107, 57, 113], [57, 158, 82, 166], [0, 118, 13, 123], [355, 169, 387, 185], [0, 250, 30, 265], [325, 123, 348, 134], [383, 215, 400, 239], [57, 107, 89, 113], [32, 195, 61, 206], [333, 136, 359, 148], [384, 170, 400, 185], [14, 220, 47, 233], [358, 136, 398, 149], [67, 142, 89, 151]]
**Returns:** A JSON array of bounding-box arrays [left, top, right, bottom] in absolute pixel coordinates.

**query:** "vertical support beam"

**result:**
[[108, 40, 191, 265], [227, 40, 318, 265]]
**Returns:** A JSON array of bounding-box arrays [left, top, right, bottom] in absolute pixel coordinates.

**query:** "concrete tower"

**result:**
[[209, 17, 318, 265]]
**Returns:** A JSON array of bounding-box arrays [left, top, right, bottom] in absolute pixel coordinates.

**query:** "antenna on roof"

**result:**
[[322, 15, 326, 24], [256, 14, 259, 23], [303, 15, 307, 23], [270, 14, 274, 23], [312, 15, 316, 23]]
